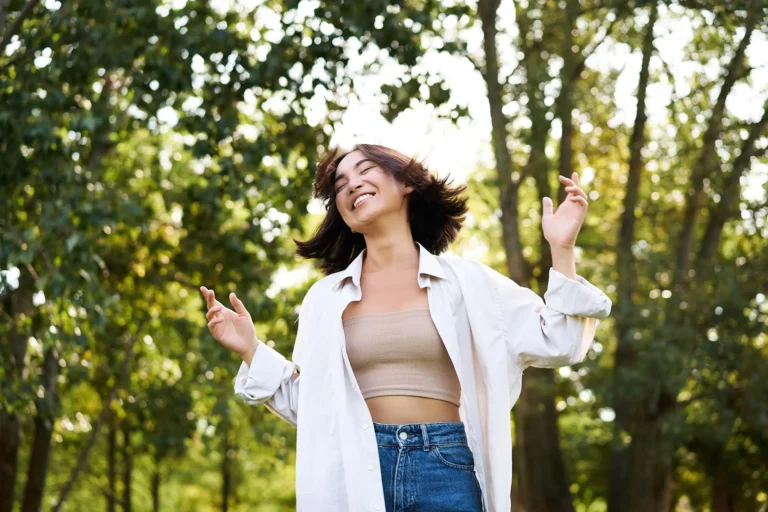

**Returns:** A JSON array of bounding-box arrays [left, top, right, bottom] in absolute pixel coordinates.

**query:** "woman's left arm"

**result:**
[[494, 172, 612, 369]]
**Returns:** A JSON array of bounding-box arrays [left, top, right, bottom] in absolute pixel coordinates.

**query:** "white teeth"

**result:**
[[354, 194, 374, 209]]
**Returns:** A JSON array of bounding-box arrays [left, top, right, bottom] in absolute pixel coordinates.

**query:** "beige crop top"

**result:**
[[342, 308, 462, 407]]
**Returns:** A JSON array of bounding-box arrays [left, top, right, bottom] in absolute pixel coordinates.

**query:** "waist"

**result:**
[[365, 395, 461, 424], [373, 421, 468, 447]]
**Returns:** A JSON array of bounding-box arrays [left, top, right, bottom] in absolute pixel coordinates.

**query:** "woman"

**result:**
[[200, 144, 611, 512]]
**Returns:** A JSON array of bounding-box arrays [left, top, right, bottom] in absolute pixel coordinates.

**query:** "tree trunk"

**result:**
[[221, 428, 230, 512], [653, 473, 673, 512], [711, 485, 736, 512], [0, 268, 35, 512], [107, 412, 118, 512], [609, 6, 657, 511], [20, 346, 59, 512], [556, 0, 579, 190], [707, 461, 737, 512], [476, 0, 528, 286], [514, 368, 574, 512], [0, 0, 10, 34], [513, 4, 577, 510], [152, 456, 161, 512], [121, 420, 132, 512], [0, 410, 22, 512], [621, 418, 660, 512], [477, 0, 581, 508]]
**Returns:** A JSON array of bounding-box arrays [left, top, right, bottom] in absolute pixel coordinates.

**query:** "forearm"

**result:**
[[550, 245, 576, 280]]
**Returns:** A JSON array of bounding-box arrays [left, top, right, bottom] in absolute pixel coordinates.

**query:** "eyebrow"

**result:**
[[334, 158, 374, 185]]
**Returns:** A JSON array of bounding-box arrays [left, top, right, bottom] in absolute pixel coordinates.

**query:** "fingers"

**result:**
[[558, 174, 584, 190], [230, 292, 248, 316], [206, 304, 222, 321], [208, 316, 224, 330], [559, 175, 588, 202], [569, 195, 589, 207], [561, 172, 581, 186], [200, 286, 216, 309], [564, 185, 589, 202], [542, 196, 554, 217]]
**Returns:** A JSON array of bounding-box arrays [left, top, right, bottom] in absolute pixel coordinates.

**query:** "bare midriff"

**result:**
[[365, 395, 461, 424]]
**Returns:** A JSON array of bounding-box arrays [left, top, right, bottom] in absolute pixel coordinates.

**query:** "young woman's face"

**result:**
[[333, 150, 412, 234]]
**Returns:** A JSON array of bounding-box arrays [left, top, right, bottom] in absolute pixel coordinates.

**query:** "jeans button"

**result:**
[[398, 432, 407, 440]]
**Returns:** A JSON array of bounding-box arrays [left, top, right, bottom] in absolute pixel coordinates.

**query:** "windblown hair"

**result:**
[[294, 143, 469, 276]]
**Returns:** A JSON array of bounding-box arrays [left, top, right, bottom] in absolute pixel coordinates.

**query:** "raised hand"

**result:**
[[541, 172, 589, 250], [200, 286, 258, 357]]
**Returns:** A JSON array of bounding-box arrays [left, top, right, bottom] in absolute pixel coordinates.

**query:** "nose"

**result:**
[[347, 179, 364, 195]]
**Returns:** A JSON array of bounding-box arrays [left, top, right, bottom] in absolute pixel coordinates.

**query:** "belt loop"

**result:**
[[421, 424, 429, 451]]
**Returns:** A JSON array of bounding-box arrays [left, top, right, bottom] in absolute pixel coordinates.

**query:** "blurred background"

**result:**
[[1, 0, 767, 510]]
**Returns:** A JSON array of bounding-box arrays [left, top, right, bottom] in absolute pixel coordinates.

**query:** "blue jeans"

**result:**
[[374, 421, 484, 512]]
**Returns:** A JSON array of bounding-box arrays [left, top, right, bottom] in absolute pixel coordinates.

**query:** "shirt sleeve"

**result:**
[[485, 265, 612, 369], [233, 287, 313, 426]]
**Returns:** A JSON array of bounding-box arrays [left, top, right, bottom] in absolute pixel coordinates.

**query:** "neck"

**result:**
[[361, 235, 418, 274]]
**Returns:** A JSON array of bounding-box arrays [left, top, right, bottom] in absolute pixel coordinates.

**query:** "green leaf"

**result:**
[[66, 234, 81, 252]]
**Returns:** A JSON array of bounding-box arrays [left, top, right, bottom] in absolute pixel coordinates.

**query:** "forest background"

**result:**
[[1, 0, 767, 510]]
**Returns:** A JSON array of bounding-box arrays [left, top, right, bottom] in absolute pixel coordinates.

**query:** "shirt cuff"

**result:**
[[234, 342, 288, 397], [543, 268, 612, 318]]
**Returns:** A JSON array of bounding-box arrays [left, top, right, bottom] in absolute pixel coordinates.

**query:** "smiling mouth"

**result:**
[[353, 194, 375, 210]]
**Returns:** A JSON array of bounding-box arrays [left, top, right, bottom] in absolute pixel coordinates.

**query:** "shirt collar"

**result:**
[[330, 241, 446, 290]]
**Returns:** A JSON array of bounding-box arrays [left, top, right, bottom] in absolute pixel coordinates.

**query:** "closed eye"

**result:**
[[336, 167, 374, 193]]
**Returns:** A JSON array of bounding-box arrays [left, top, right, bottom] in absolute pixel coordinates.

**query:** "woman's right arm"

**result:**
[[233, 290, 312, 427]]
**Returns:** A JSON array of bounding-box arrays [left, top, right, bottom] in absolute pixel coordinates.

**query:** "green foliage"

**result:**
[[1, 0, 766, 510]]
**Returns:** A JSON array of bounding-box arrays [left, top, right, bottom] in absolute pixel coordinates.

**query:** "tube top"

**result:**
[[342, 308, 461, 406]]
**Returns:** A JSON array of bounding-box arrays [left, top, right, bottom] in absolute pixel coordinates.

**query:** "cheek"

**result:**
[[335, 196, 350, 215]]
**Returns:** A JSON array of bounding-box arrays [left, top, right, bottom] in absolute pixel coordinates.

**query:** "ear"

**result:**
[[404, 185, 414, 195]]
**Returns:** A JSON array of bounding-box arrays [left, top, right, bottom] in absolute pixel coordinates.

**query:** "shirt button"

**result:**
[[362, 423, 368, 430], [367, 463, 374, 471], [352, 383, 357, 389], [399, 432, 407, 440], [374, 506, 381, 511]]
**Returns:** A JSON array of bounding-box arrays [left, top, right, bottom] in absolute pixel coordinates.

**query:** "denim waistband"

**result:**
[[373, 421, 468, 449]]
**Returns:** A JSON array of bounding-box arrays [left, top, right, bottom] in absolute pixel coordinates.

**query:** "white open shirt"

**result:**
[[235, 242, 612, 511]]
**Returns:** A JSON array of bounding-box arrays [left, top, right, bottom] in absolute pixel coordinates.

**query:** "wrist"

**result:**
[[549, 243, 575, 253], [549, 245, 576, 279], [240, 337, 260, 366]]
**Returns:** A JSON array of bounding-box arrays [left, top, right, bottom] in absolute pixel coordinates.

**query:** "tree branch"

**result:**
[[673, 5, 759, 285], [0, 0, 41, 55], [695, 99, 768, 267], [0, 0, 10, 35], [572, 13, 621, 81]]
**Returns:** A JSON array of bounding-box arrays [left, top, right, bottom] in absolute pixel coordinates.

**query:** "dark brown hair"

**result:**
[[294, 143, 469, 275]]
